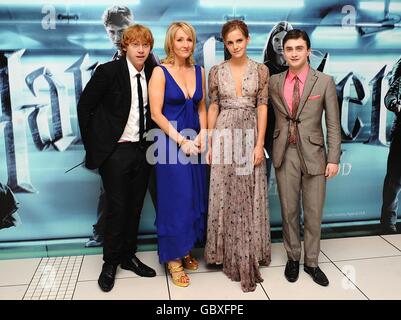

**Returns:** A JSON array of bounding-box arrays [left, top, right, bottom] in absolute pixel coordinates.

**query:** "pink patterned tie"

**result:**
[[289, 76, 300, 144]]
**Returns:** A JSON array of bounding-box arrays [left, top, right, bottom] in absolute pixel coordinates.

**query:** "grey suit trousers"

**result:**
[[275, 144, 326, 267]]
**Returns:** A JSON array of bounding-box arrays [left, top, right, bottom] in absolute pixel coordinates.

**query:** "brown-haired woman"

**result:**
[[204, 19, 271, 292]]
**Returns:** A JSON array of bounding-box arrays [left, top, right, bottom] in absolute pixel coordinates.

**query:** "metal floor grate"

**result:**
[[23, 256, 83, 300]]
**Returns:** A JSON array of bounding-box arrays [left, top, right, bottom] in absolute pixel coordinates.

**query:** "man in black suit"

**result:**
[[381, 57, 401, 234], [78, 24, 157, 292], [86, 5, 159, 248]]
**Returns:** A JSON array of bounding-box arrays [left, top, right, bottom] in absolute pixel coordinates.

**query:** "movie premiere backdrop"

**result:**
[[0, 0, 400, 242]]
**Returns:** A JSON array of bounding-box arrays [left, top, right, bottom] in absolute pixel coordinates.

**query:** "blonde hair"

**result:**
[[162, 22, 196, 66]]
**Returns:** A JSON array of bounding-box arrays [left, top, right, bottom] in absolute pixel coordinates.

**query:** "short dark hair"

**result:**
[[102, 5, 133, 27], [283, 29, 311, 49]]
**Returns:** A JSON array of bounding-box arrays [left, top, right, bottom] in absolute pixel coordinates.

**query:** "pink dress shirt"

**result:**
[[283, 65, 310, 113]]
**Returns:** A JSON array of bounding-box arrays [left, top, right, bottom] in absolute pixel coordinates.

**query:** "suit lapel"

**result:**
[[296, 68, 318, 118], [278, 71, 291, 116], [144, 61, 153, 85], [120, 58, 132, 114], [144, 61, 154, 131]]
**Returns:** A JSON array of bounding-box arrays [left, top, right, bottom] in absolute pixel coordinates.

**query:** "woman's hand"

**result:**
[[206, 149, 212, 165], [194, 131, 207, 153], [180, 139, 200, 156], [253, 145, 264, 166]]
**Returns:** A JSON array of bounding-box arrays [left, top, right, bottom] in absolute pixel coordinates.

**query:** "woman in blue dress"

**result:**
[[149, 22, 207, 287]]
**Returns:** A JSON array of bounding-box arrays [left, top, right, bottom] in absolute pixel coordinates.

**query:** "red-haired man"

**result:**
[[78, 24, 157, 292]]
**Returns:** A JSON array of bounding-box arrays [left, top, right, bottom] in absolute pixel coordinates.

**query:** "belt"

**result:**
[[117, 140, 146, 149], [119, 140, 140, 144]]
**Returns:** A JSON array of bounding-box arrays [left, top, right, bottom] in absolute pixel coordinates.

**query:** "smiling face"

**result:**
[[124, 40, 151, 71], [105, 23, 129, 50], [224, 28, 249, 59], [172, 27, 194, 61], [283, 37, 311, 71]]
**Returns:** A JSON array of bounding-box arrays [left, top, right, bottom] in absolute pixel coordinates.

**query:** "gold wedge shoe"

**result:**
[[167, 262, 190, 287]]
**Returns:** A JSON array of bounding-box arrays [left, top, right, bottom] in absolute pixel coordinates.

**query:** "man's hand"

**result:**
[[325, 163, 339, 179]]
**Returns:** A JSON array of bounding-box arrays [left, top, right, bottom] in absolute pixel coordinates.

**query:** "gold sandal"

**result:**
[[182, 253, 199, 270], [167, 262, 189, 287]]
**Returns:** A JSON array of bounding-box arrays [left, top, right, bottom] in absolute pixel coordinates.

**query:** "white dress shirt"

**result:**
[[119, 57, 148, 142]]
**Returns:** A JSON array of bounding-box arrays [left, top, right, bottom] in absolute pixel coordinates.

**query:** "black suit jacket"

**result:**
[[385, 76, 401, 134], [78, 57, 155, 169]]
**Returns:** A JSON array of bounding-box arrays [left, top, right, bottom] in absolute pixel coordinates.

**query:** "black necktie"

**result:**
[[136, 73, 145, 143]]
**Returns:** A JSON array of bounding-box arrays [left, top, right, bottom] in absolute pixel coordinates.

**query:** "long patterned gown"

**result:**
[[204, 58, 271, 292]]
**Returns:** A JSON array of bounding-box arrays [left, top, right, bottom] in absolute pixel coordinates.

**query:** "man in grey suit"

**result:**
[[269, 29, 341, 286]]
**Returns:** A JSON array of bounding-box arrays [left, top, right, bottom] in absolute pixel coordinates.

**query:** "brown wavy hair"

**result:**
[[221, 19, 249, 41]]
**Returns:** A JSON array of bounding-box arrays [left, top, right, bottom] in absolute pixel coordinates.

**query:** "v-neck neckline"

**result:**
[[163, 65, 197, 100], [227, 58, 249, 98]]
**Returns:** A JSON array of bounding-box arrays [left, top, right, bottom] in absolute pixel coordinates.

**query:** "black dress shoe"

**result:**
[[120, 255, 156, 277], [98, 263, 117, 292], [304, 265, 329, 287], [381, 224, 397, 235], [284, 260, 300, 283]]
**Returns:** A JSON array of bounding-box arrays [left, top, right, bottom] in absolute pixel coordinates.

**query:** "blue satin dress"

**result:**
[[155, 65, 207, 264]]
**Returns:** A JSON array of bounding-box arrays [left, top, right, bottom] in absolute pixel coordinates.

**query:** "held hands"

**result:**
[[253, 145, 264, 166], [180, 139, 200, 156], [325, 163, 339, 179], [193, 132, 207, 153]]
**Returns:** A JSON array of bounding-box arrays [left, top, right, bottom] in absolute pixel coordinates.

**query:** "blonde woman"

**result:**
[[149, 22, 207, 287]]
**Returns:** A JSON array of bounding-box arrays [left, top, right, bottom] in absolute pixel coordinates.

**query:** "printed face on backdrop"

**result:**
[[283, 38, 311, 71], [272, 30, 286, 55], [105, 23, 130, 49], [123, 41, 151, 71], [224, 28, 250, 59], [172, 28, 194, 61]]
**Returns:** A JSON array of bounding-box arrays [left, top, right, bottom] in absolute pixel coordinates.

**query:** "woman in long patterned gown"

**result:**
[[204, 20, 271, 293]]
